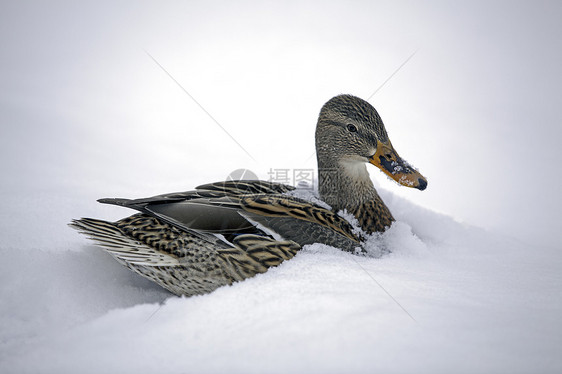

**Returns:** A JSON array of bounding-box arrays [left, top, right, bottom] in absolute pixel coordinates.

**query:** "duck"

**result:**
[[70, 94, 427, 296]]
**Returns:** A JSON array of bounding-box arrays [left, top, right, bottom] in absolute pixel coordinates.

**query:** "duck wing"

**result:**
[[98, 180, 361, 251], [239, 194, 361, 252]]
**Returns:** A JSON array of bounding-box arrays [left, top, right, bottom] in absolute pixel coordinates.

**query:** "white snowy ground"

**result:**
[[1, 186, 560, 374]]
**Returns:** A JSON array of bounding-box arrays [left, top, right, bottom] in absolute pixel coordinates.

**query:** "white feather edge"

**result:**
[[72, 220, 179, 267], [237, 212, 286, 242]]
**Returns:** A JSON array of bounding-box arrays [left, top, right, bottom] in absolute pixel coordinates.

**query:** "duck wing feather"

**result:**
[[97, 180, 361, 251]]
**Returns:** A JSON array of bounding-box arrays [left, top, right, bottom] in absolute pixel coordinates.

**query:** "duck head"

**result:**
[[315, 94, 427, 191]]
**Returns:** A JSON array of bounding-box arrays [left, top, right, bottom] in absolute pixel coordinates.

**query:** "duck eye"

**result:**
[[346, 124, 357, 132]]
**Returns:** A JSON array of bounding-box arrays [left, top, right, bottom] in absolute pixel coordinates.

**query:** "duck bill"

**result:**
[[369, 141, 428, 190]]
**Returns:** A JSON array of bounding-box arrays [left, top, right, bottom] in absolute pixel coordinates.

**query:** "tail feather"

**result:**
[[69, 218, 179, 266], [70, 216, 303, 296], [97, 198, 133, 207]]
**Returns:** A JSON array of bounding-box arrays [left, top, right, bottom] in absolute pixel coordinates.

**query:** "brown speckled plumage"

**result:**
[[71, 95, 426, 296]]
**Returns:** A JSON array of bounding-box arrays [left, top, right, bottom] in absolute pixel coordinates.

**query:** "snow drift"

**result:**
[[1, 189, 560, 374]]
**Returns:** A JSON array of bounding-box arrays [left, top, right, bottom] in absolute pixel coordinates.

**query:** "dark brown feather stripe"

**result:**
[[240, 196, 359, 242], [196, 180, 295, 195], [350, 200, 394, 233]]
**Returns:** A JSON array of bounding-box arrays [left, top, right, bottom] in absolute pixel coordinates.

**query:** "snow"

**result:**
[[1, 190, 561, 374], [1, 1, 562, 373]]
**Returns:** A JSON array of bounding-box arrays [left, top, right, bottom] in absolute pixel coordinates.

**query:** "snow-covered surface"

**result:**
[[1, 187, 561, 374], [2, 1, 562, 373]]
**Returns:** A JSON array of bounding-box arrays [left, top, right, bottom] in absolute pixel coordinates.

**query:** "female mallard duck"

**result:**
[[71, 95, 427, 296]]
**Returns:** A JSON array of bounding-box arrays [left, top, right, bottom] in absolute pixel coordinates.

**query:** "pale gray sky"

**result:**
[[1, 0, 560, 248]]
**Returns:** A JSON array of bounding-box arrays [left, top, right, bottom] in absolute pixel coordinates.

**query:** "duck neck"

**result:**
[[317, 157, 375, 211], [317, 156, 395, 233]]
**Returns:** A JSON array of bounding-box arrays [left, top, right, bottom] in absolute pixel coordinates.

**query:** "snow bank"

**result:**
[[1, 192, 560, 374]]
